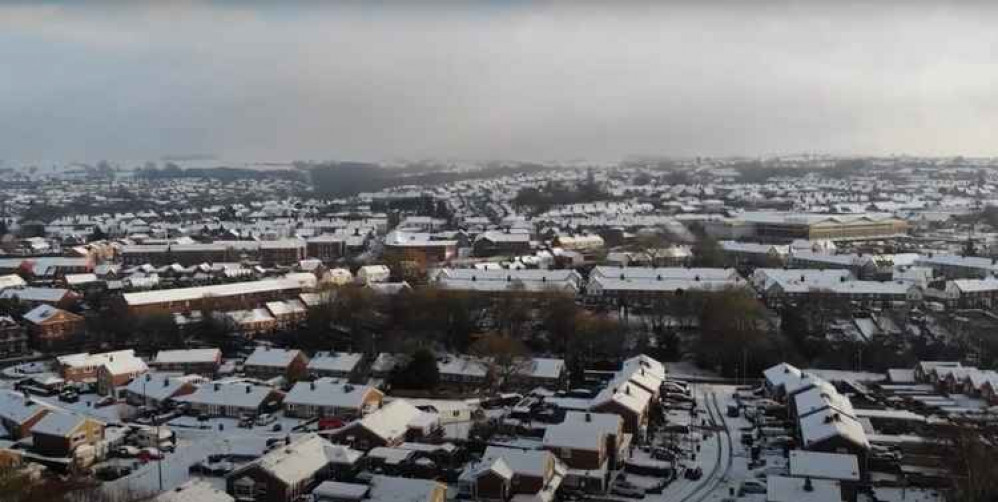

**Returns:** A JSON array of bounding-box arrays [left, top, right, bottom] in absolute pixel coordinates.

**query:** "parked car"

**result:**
[[684, 467, 703, 480], [611, 481, 645, 499], [138, 448, 163, 462], [116, 446, 140, 458], [59, 391, 79, 403], [739, 480, 767, 495], [256, 413, 277, 426], [95, 465, 132, 481], [318, 417, 346, 430], [726, 404, 740, 418]]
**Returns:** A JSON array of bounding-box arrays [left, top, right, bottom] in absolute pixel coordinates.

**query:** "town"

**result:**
[[0, 157, 995, 502]]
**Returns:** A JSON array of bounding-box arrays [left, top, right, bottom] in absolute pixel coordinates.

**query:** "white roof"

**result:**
[[0, 287, 70, 303], [23, 304, 67, 324], [58, 350, 137, 369], [31, 410, 90, 437], [367, 475, 442, 502], [482, 446, 556, 479], [266, 299, 307, 317], [766, 475, 841, 502], [312, 481, 368, 500], [284, 379, 378, 409], [152, 481, 234, 502], [799, 408, 869, 450], [308, 352, 363, 373], [543, 420, 604, 451], [437, 356, 488, 378], [176, 382, 273, 409], [519, 358, 565, 380], [0, 390, 51, 424], [244, 347, 302, 368], [154, 348, 221, 365], [0, 274, 27, 290], [353, 400, 431, 442], [255, 434, 340, 485], [123, 278, 302, 306], [788, 450, 860, 481], [124, 373, 195, 402]]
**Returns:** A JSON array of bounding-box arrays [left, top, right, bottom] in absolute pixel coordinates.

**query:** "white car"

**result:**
[[255, 413, 277, 426]]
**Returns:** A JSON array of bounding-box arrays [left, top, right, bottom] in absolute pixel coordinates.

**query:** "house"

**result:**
[[312, 481, 369, 502], [151, 348, 222, 377], [458, 457, 513, 501], [265, 300, 307, 330], [306, 235, 348, 263], [473, 231, 532, 257], [30, 411, 104, 458], [590, 381, 651, 435], [284, 379, 383, 420], [382, 231, 457, 268], [357, 265, 391, 284], [459, 446, 566, 501], [914, 361, 961, 383], [308, 352, 364, 380], [225, 309, 277, 337], [366, 476, 446, 502], [0, 390, 51, 439], [152, 480, 234, 502], [123, 373, 199, 408], [326, 400, 439, 450], [563, 411, 629, 469], [437, 355, 489, 389], [0, 315, 29, 357], [542, 419, 608, 492], [96, 355, 149, 396], [243, 347, 309, 382], [0, 287, 78, 309], [57, 350, 142, 383], [798, 409, 869, 456], [22, 305, 85, 346], [176, 381, 281, 418], [226, 434, 341, 502], [511, 358, 567, 389], [788, 450, 861, 500]]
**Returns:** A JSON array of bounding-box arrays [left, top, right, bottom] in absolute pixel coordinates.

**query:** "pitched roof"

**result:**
[[284, 379, 379, 409], [244, 347, 302, 368]]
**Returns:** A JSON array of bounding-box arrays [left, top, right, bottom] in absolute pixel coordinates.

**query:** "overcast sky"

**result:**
[[1, 2, 997, 165]]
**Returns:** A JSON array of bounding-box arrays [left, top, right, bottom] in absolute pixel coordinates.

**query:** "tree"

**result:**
[[541, 292, 581, 353], [694, 287, 782, 378], [470, 333, 532, 389], [87, 225, 107, 243], [390, 348, 439, 390], [929, 419, 998, 502], [691, 235, 724, 267]]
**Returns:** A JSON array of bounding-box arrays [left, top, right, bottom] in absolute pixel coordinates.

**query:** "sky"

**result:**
[[1, 1, 997, 165]]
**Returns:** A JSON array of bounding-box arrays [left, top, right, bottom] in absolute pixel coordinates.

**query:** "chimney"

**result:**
[[624, 385, 631, 395], [146, 374, 152, 382], [310, 382, 316, 391], [163, 378, 170, 387], [585, 412, 592, 422], [803, 477, 814, 492], [214, 383, 221, 391], [246, 385, 252, 394]]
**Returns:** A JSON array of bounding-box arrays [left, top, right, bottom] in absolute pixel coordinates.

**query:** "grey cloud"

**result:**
[[1, 2, 997, 164]]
